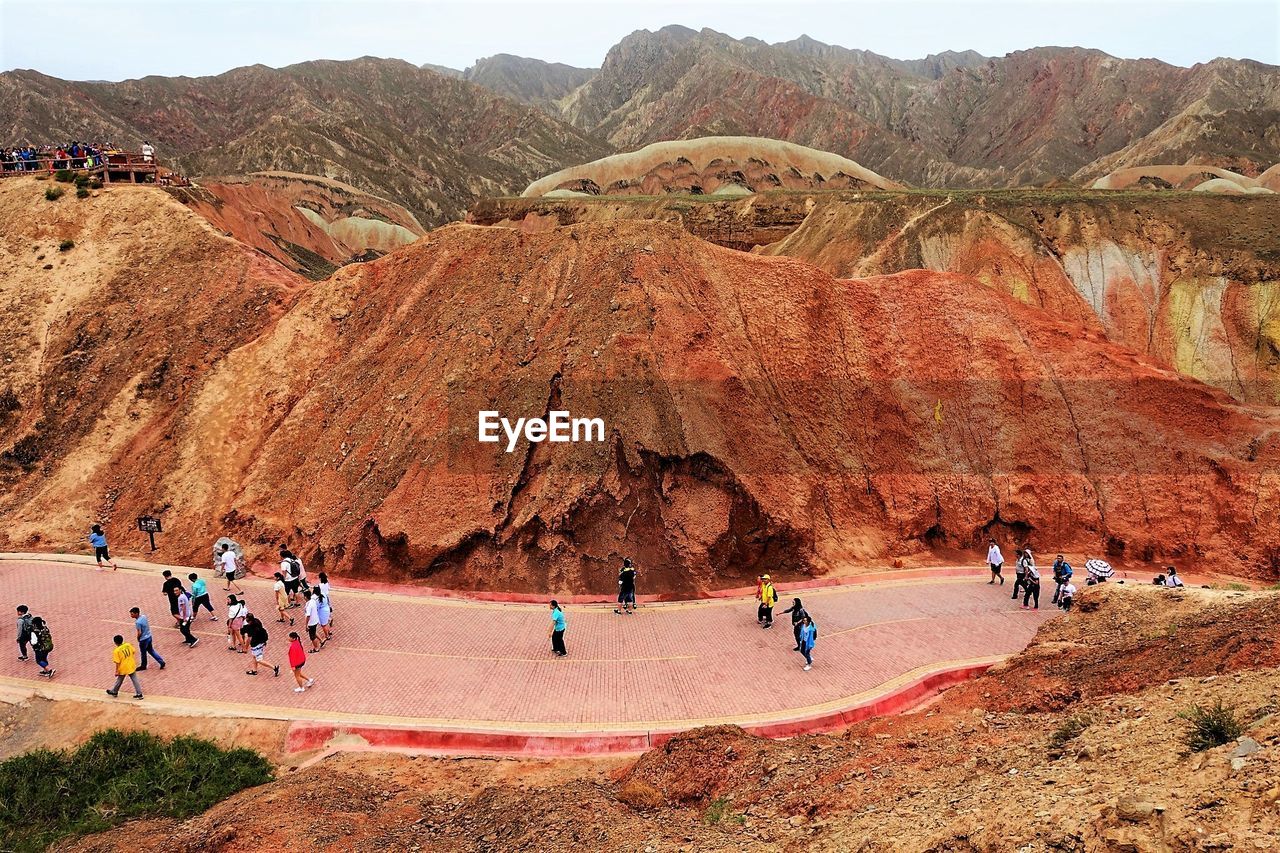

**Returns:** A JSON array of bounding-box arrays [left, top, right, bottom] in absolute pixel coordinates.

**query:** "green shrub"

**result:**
[[75, 187, 89, 199], [0, 729, 272, 852], [1048, 716, 1090, 750], [88, 178, 103, 190], [73, 174, 90, 188], [1182, 700, 1245, 752], [58, 239, 74, 252], [44, 187, 64, 202], [53, 169, 75, 183]]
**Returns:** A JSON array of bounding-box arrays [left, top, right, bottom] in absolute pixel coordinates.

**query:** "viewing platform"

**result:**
[[0, 151, 167, 184]]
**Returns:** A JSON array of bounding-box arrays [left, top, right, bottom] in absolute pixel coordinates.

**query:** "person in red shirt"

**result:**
[[287, 631, 314, 693]]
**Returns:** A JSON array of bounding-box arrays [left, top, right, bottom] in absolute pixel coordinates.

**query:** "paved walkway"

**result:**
[[0, 559, 1050, 743]]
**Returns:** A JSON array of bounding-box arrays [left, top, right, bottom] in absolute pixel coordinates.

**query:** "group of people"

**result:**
[[1, 142, 112, 172], [755, 574, 819, 670], [10, 527, 319, 700], [985, 540, 1188, 611]]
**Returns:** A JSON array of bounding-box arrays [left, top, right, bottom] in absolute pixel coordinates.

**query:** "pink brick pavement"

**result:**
[[0, 560, 1051, 731]]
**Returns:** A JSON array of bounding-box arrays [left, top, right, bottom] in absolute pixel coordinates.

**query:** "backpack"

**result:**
[[35, 626, 52, 653]]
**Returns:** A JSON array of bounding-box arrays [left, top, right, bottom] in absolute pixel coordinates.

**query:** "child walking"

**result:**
[[106, 635, 143, 699], [288, 631, 314, 692]]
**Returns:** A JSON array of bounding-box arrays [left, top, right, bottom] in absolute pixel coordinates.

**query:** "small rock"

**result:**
[[1116, 795, 1161, 822], [788, 815, 805, 826], [1235, 737, 1262, 757], [1232, 757, 1247, 772]]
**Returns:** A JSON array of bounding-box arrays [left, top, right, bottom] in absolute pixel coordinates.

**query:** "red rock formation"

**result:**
[[5, 181, 1279, 589]]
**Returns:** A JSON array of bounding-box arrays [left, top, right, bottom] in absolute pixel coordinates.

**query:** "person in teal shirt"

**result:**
[[549, 600, 567, 657], [187, 572, 216, 620]]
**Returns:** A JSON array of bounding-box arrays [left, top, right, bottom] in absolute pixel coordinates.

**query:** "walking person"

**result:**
[[281, 547, 307, 606], [798, 614, 818, 672], [315, 588, 333, 645], [175, 587, 199, 647], [782, 597, 809, 650], [88, 523, 118, 571], [130, 607, 165, 670], [15, 605, 32, 662], [549, 600, 567, 657], [987, 539, 1005, 585], [30, 617, 54, 677], [1021, 559, 1042, 610], [287, 631, 314, 692], [106, 635, 143, 699], [1051, 555, 1073, 605], [272, 572, 293, 625], [1011, 548, 1028, 600], [614, 558, 638, 615], [757, 575, 778, 629], [226, 595, 248, 652], [303, 589, 323, 652], [218, 544, 244, 594], [241, 615, 280, 677], [188, 573, 217, 620], [317, 572, 334, 629], [161, 570, 183, 626]]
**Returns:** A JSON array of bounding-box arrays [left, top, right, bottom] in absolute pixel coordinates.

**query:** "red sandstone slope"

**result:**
[[5, 202, 1279, 589]]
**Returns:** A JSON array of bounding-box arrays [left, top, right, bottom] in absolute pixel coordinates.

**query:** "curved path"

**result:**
[[0, 557, 1051, 755]]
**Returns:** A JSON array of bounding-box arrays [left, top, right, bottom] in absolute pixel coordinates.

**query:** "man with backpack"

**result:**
[[280, 546, 307, 607], [1051, 555, 1073, 605], [15, 605, 32, 662]]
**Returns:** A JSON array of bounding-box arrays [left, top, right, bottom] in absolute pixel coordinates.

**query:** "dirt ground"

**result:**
[[29, 583, 1278, 852]]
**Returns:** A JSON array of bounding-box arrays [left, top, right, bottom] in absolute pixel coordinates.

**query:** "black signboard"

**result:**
[[137, 516, 162, 551]]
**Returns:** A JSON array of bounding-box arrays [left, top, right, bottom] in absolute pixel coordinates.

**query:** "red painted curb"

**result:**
[[282, 661, 995, 758]]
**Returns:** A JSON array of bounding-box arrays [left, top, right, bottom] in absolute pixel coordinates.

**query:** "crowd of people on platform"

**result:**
[[1, 140, 156, 173]]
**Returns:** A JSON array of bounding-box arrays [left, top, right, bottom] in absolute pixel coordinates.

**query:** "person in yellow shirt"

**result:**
[[107, 634, 143, 699], [756, 574, 778, 629]]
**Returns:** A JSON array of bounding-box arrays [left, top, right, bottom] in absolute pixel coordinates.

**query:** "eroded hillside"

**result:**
[[3, 182, 1280, 588]]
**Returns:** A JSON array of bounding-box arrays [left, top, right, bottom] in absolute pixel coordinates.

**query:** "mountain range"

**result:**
[[3, 25, 1278, 222]]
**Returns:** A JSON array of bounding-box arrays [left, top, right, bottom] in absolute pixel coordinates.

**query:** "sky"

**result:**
[[1, 0, 1277, 81]]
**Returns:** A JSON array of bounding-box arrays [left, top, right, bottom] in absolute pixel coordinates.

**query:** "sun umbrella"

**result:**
[[1085, 558, 1114, 580]]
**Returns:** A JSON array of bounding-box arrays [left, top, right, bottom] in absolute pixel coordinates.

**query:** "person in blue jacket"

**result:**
[[798, 614, 817, 671], [88, 524, 118, 571], [1051, 555, 1074, 605]]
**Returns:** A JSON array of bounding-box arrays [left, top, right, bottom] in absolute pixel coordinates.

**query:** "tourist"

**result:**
[[318, 572, 334, 628], [1021, 559, 1042, 610], [141, 140, 154, 163], [782, 597, 809, 650], [287, 631, 314, 692], [987, 539, 1004, 585], [549, 600, 567, 656], [130, 607, 165, 670], [226, 595, 248, 652], [798, 614, 817, 671], [175, 587, 199, 647], [1051, 555, 1073, 605], [281, 547, 306, 606], [273, 572, 293, 625], [106, 635, 143, 699], [315, 587, 333, 645], [15, 605, 32, 662], [1011, 547, 1030, 601], [88, 523, 118, 571], [1164, 566, 1185, 588], [29, 617, 53, 677], [242, 614, 280, 677], [161, 569, 184, 626], [303, 588, 322, 652], [757, 575, 778, 629], [188, 572, 216, 620], [218, 544, 244, 594], [1059, 579, 1077, 612], [615, 557, 638, 615]]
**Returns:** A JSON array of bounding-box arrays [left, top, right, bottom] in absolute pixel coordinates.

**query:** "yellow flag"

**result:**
[[934, 400, 943, 424]]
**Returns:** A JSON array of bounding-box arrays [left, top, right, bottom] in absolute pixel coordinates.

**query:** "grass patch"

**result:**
[[1182, 700, 1245, 752], [53, 169, 75, 183], [703, 796, 744, 825], [0, 728, 272, 852], [1048, 715, 1090, 750], [44, 187, 64, 202], [75, 187, 90, 199]]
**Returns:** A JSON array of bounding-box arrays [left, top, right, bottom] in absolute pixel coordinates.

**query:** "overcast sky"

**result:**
[[2, 0, 1277, 81]]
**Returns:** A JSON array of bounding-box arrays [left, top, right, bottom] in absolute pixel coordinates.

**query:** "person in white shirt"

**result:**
[[140, 141, 154, 162], [1164, 566, 1185, 588], [1058, 581, 1077, 612], [219, 544, 244, 594], [273, 572, 293, 626], [986, 540, 1005, 586], [226, 595, 249, 652], [303, 588, 322, 652]]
